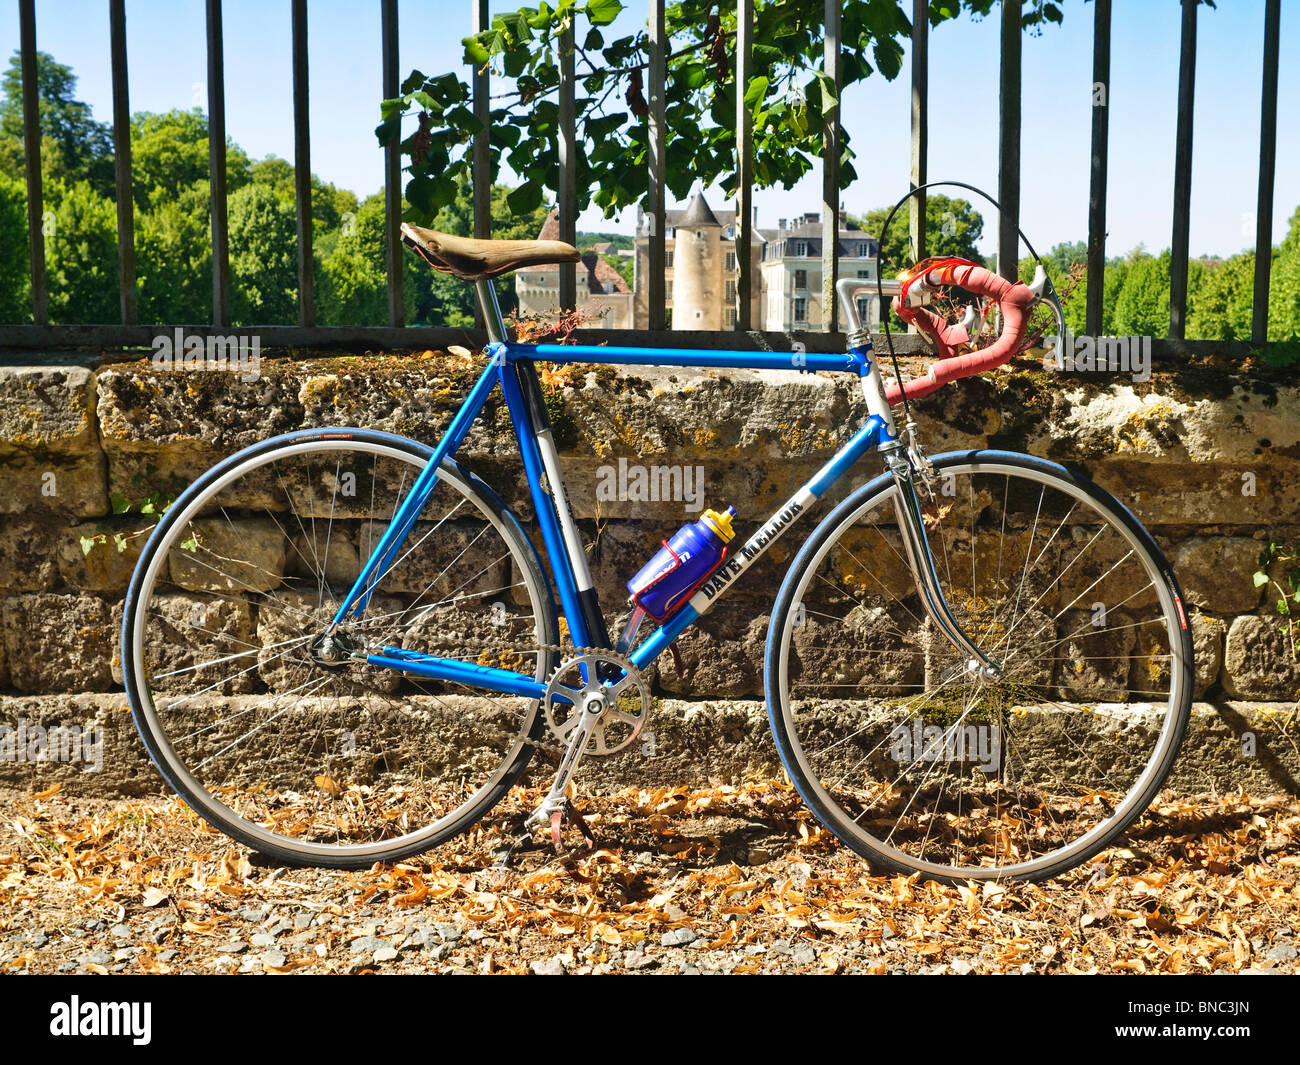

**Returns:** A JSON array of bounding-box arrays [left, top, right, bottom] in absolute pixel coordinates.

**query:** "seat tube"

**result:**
[[510, 357, 610, 651]]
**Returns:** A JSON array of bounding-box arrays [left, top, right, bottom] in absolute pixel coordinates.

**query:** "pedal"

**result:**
[[569, 804, 597, 851], [546, 801, 596, 852]]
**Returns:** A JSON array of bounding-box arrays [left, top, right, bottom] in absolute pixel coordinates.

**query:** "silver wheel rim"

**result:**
[[775, 458, 1190, 880], [129, 439, 553, 861]]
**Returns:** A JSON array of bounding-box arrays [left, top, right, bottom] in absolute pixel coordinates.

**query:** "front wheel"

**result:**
[[765, 450, 1194, 883]]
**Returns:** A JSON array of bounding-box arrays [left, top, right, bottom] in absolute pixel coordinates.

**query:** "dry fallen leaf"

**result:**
[[141, 886, 169, 908]]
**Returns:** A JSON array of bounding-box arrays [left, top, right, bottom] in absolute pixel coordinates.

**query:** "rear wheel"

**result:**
[[765, 450, 1193, 882], [122, 429, 558, 868]]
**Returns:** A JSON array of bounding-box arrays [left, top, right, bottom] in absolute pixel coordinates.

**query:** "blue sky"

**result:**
[[2, 0, 1296, 259]]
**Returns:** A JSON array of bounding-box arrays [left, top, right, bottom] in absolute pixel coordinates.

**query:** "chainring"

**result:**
[[542, 649, 650, 756]]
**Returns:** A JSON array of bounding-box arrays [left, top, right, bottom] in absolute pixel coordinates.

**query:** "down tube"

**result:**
[[627, 414, 892, 672]]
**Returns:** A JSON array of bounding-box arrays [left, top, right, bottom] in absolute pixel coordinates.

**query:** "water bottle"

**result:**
[[627, 507, 736, 621]]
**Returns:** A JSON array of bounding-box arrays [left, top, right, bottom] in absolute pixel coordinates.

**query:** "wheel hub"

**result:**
[[309, 629, 357, 669]]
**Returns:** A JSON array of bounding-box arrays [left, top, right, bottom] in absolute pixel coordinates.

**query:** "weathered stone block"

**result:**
[[1166, 537, 1261, 614], [0, 517, 60, 593], [1056, 608, 1136, 700], [1222, 614, 1300, 699], [1130, 611, 1223, 700], [1, 593, 114, 692], [0, 366, 107, 519], [111, 594, 255, 693], [167, 517, 288, 593], [58, 519, 160, 595]]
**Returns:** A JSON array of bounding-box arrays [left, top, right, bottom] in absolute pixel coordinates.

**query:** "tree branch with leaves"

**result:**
[[377, 0, 1065, 225]]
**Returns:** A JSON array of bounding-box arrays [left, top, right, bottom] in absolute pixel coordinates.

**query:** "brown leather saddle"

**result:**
[[400, 222, 581, 282]]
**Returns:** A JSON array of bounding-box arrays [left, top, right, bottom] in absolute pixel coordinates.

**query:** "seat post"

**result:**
[[476, 279, 509, 345]]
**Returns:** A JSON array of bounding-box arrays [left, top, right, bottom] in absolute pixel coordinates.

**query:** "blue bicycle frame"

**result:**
[[329, 280, 900, 702]]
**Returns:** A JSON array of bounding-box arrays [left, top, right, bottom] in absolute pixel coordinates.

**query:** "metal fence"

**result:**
[[0, 0, 1286, 354]]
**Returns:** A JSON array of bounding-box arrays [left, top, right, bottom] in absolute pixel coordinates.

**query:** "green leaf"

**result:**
[[110, 492, 130, 515], [585, 0, 622, 27], [113, 534, 128, 554], [406, 90, 442, 113], [743, 75, 769, 109], [179, 536, 198, 553], [814, 71, 838, 116], [507, 183, 545, 215], [79, 535, 97, 556], [400, 69, 428, 94], [1254, 570, 1270, 587]]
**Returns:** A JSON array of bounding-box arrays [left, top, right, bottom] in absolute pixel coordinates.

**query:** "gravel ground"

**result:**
[[1, 781, 1297, 975]]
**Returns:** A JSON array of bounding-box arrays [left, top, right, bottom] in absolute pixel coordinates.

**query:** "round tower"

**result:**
[[671, 191, 722, 330]]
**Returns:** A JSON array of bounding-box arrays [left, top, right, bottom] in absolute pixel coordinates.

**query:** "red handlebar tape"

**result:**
[[887, 258, 1037, 406]]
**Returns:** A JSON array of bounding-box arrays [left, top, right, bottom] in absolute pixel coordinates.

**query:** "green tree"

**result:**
[[316, 192, 388, 326], [0, 50, 113, 194], [229, 182, 298, 324], [44, 178, 118, 323], [602, 251, 633, 288], [1046, 240, 1086, 275], [855, 194, 985, 275], [250, 154, 359, 236], [1110, 248, 1172, 337], [1268, 206, 1300, 343], [1187, 252, 1253, 340], [136, 183, 212, 323], [0, 170, 29, 321], [131, 109, 250, 213]]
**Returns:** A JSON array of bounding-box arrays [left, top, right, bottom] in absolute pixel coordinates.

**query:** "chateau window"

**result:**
[[794, 298, 807, 322], [725, 279, 736, 301], [794, 269, 807, 290], [725, 251, 736, 271], [666, 251, 674, 268]]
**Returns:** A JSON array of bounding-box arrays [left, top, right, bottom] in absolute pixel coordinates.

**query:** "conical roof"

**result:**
[[678, 190, 721, 227]]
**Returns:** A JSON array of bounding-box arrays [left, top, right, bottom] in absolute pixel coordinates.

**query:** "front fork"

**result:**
[[882, 432, 1002, 678]]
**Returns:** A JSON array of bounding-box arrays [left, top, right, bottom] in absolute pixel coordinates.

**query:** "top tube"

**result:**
[[511, 341, 865, 375]]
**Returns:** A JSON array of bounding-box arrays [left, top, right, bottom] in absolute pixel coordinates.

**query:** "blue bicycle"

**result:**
[[122, 201, 1194, 882]]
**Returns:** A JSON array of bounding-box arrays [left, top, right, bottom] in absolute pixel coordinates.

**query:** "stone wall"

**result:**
[[1, 350, 1298, 795]]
